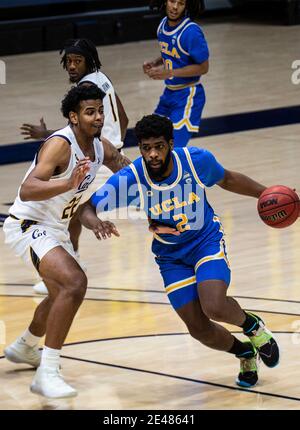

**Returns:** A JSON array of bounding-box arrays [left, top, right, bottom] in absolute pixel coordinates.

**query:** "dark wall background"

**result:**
[[0, 0, 299, 56]]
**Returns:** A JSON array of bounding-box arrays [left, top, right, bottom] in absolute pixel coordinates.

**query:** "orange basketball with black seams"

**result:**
[[257, 185, 300, 228]]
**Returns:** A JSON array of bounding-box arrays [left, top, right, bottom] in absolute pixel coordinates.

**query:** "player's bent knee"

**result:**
[[187, 322, 212, 342], [61, 271, 87, 300], [71, 272, 87, 293], [201, 304, 225, 322]]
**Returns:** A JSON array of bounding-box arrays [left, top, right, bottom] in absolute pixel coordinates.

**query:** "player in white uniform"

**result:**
[[3, 85, 130, 399], [20, 38, 129, 293]]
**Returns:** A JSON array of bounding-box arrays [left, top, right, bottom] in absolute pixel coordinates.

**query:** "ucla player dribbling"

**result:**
[[83, 114, 280, 388], [143, 0, 209, 147]]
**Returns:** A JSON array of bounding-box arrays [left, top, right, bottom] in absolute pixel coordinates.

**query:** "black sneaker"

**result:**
[[236, 343, 259, 388], [244, 313, 280, 368]]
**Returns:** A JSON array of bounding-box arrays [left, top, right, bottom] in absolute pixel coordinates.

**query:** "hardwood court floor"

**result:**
[[0, 15, 300, 410], [1, 124, 300, 409]]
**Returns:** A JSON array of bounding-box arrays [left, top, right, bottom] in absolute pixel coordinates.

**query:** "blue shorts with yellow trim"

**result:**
[[154, 84, 206, 148], [154, 237, 231, 310]]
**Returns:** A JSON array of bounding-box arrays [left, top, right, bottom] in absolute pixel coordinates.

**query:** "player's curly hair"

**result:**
[[60, 38, 102, 74], [61, 85, 105, 118], [135, 114, 174, 143], [149, 0, 205, 20]]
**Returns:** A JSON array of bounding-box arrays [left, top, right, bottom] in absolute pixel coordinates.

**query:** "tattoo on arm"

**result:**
[[105, 144, 131, 172]]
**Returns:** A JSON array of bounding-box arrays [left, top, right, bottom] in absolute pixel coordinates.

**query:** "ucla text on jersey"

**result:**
[[157, 17, 209, 89], [91, 147, 225, 246]]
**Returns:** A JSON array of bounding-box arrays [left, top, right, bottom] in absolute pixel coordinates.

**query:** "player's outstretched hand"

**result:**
[[143, 61, 154, 74], [92, 220, 120, 240], [149, 222, 180, 236], [69, 158, 90, 189], [20, 118, 48, 140]]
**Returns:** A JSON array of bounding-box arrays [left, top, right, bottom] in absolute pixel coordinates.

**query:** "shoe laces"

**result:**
[[17, 341, 40, 357], [251, 323, 272, 347], [45, 368, 70, 388], [239, 355, 258, 374]]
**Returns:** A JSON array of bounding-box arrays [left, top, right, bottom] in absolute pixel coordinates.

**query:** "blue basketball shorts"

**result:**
[[154, 84, 206, 147], [154, 238, 231, 310]]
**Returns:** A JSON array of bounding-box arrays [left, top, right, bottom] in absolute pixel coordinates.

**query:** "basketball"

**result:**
[[257, 185, 300, 228]]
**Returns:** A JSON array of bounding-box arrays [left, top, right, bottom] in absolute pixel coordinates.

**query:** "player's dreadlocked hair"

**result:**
[[60, 38, 102, 73], [150, 0, 205, 20], [135, 114, 173, 143]]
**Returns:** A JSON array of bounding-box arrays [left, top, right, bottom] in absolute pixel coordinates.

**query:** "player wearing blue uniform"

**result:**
[[143, 0, 209, 147], [82, 115, 280, 388]]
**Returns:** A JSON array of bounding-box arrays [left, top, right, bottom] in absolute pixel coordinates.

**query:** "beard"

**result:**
[[143, 149, 172, 180], [94, 130, 102, 138]]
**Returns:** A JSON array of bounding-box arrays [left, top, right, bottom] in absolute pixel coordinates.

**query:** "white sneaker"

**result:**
[[33, 281, 48, 295], [30, 366, 77, 399], [4, 340, 41, 368]]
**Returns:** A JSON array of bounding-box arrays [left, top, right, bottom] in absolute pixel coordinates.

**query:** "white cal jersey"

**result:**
[[79, 71, 123, 149], [9, 125, 104, 230]]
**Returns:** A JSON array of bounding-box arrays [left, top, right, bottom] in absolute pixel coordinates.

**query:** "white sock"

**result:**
[[40, 346, 61, 370], [18, 329, 41, 347]]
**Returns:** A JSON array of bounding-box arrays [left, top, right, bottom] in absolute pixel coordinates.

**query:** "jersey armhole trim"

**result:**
[[183, 148, 205, 188], [177, 23, 201, 57], [44, 135, 72, 146], [157, 16, 167, 36], [37, 135, 72, 175]]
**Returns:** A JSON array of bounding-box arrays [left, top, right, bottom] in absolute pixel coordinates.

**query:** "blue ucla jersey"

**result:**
[[91, 147, 225, 247], [157, 16, 209, 88]]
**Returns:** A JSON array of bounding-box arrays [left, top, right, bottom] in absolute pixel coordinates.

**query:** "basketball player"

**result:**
[[3, 86, 130, 399], [20, 38, 129, 294], [20, 38, 128, 146], [82, 114, 280, 387], [143, 0, 208, 147]]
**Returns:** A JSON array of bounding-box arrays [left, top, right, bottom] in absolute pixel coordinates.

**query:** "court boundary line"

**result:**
[[1, 283, 300, 305], [0, 332, 299, 404], [0, 293, 300, 316], [59, 353, 300, 403], [0, 330, 295, 355]]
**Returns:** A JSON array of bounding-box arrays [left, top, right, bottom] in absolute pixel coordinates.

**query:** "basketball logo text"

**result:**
[[259, 198, 278, 209], [32, 229, 47, 239], [261, 209, 287, 222]]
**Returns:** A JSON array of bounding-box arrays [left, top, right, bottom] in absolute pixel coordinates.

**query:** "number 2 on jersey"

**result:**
[[173, 213, 191, 233]]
